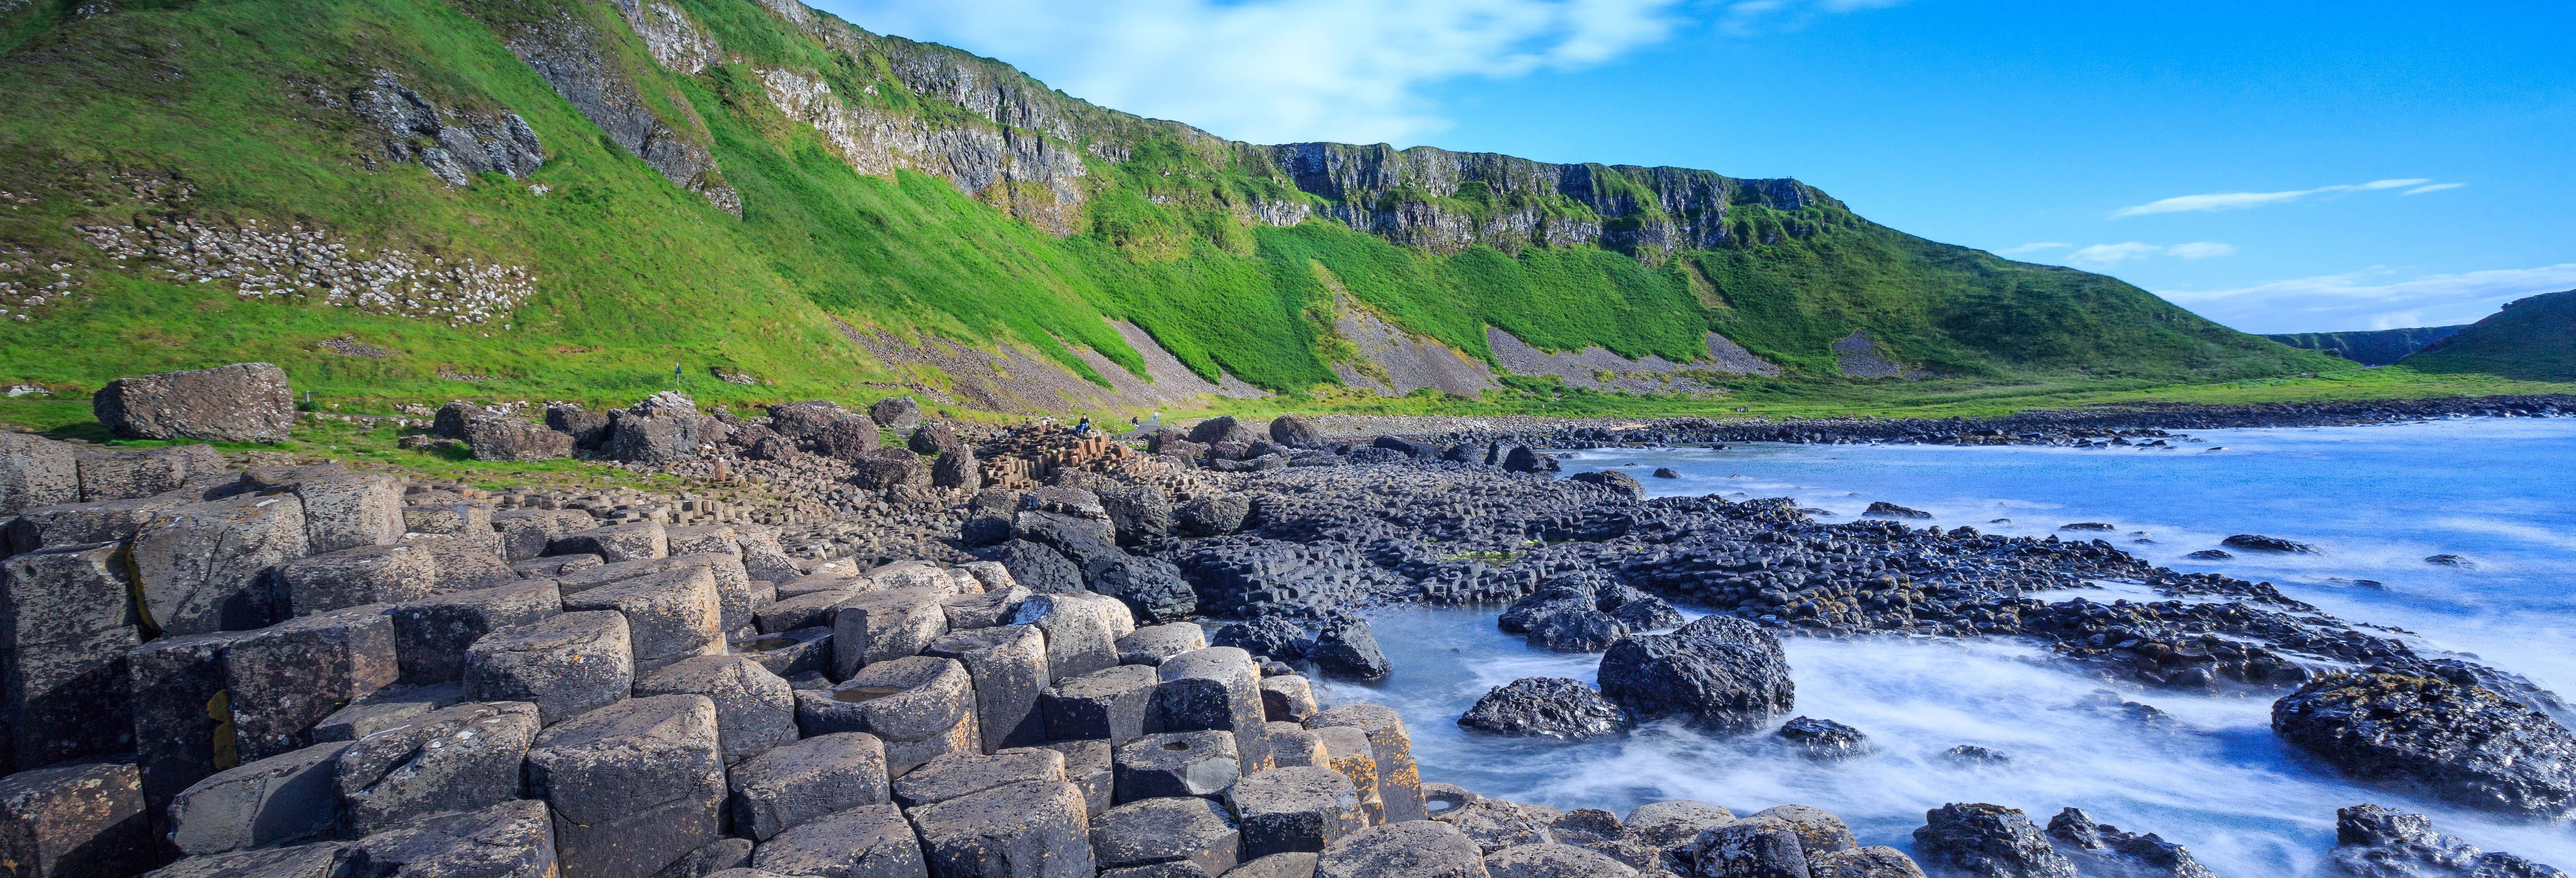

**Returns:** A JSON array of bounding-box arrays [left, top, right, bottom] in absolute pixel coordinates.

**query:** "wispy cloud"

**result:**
[[2049, 241, 2237, 265], [2065, 242, 2165, 265], [2112, 178, 2452, 218], [1721, 0, 1905, 36], [2155, 263, 2576, 333], [831, 0, 1745, 145], [1997, 242, 2068, 255]]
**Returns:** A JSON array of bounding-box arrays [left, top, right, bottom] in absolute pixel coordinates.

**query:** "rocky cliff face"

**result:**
[[496, 11, 740, 215], [586, 0, 1826, 251]]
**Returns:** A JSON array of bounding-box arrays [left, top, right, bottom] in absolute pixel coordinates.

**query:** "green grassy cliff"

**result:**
[[0, 0, 2342, 413], [2400, 291, 2576, 382]]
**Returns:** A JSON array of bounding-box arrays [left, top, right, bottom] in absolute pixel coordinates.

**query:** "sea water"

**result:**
[[1313, 417, 2576, 875]]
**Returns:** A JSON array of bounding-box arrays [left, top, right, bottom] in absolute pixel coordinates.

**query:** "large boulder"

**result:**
[[466, 417, 573, 461], [811, 417, 881, 463], [2042, 808, 2214, 878], [1596, 614, 1793, 734], [849, 449, 931, 491], [1457, 678, 1628, 740], [869, 396, 922, 430], [1270, 415, 1326, 449], [93, 363, 295, 443], [609, 393, 710, 464], [1308, 617, 1390, 681], [764, 401, 848, 440], [2319, 803, 2562, 878], [1567, 471, 1645, 502], [2272, 671, 2576, 817], [1188, 416, 1262, 447], [1911, 803, 2075, 878]]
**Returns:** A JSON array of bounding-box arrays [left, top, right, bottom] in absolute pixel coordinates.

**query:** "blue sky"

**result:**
[[826, 0, 2572, 334]]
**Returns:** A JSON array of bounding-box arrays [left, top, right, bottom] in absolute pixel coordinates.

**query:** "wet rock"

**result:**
[[1526, 610, 1627, 653], [1457, 678, 1629, 740], [750, 802, 924, 878], [93, 363, 294, 443], [1596, 614, 1795, 734], [333, 701, 538, 835], [1095, 795, 1243, 874], [1776, 717, 1873, 761], [1943, 745, 2011, 767], [1650, 469, 1680, 480], [0, 759, 156, 878], [1623, 801, 1736, 851], [2042, 808, 2214, 878], [1316, 820, 1487, 878], [2058, 523, 2115, 532], [1911, 803, 2075, 878], [724, 731, 890, 841], [2424, 554, 2476, 569], [1861, 502, 1931, 520], [525, 695, 726, 878], [2222, 534, 2317, 554], [2319, 802, 2564, 878], [2272, 671, 2576, 817], [2182, 549, 2232, 560], [1309, 617, 1391, 681], [1684, 817, 1815, 878], [1805, 847, 1929, 878]]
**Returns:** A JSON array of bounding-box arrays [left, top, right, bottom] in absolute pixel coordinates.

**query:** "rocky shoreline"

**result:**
[[1, 365, 2569, 877]]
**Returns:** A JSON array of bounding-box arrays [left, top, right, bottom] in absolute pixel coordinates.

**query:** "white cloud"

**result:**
[[2155, 263, 2576, 334], [1720, 0, 1904, 38], [2065, 242, 2164, 265], [828, 0, 1708, 145], [1996, 242, 2069, 255], [2111, 178, 2450, 217], [2404, 182, 2467, 196], [2059, 241, 2234, 265]]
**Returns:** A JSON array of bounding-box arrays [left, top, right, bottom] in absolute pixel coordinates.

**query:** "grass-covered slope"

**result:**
[[2267, 325, 2466, 367], [2401, 291, 2576, 382], [0, 0, 2339, 413]]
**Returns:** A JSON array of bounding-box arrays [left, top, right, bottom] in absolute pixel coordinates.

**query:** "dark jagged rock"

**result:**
[[1309, 617, 1391, 681], [1597, 614, 1793, 734], [2223, 534, 2318, 554], [2272, 672, 2576, 817], [1568, 470, 1645, 501], [1652, 468, 1680, 479], [1912, 802, 2076, 878], [2183, 549, 2232, 560], [1189, 416, 1261, 447], [1458, 678, 1629, 739], [1085, 554, 1197, 624], [1525, 610, 1626, 653], [1776, 716, 1873, 761], [1175, 495, 1252, 537], [1271, 414, 1326, 448], [1862, 502, 1931, 520], [2424, 554, 2476, 569], [1213, 617, 1309, 661], [1944, 745, 2011, 766], [2043, 808, 2216, 878], [986, 539, 1083, 595], [2322, 803, 2568, 878]]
